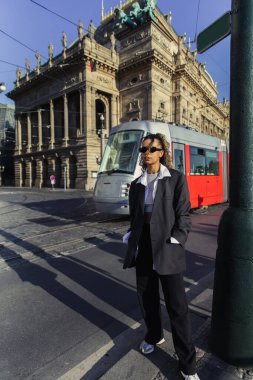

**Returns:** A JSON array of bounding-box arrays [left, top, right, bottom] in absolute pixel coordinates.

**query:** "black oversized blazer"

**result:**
[[123, 168, 192, 275]]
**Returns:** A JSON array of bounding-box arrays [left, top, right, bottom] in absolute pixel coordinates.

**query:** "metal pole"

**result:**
[[100, 114, 105, 163], [210, 0, 253, 366], [100, 129, 103, 163]]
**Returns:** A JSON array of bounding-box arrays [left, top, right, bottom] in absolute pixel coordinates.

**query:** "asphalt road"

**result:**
[[0, 188, 224, 379]]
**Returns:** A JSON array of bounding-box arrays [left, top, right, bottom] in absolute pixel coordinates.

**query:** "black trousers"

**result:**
[[136, 224, 196, 375]]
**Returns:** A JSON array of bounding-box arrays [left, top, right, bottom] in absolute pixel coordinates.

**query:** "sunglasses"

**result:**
[[139, 146, 163, 154]]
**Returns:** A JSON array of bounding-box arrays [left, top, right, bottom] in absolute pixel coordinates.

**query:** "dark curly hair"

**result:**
[[139, 133, 173, 170]]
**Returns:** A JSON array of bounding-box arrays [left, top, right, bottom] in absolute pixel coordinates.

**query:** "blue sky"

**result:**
[[0, 0, 231, 105]]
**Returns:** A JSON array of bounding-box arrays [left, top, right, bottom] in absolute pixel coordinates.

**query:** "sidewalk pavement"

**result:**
[[59, 272, 252, 380], [58, 208, 253, 380], [1, 190, 252, 380]]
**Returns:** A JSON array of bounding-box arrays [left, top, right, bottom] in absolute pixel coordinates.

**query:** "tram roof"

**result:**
[[112, 121, 172, 138], [168, 123, 223, 150], [111, 121, 225, 150]]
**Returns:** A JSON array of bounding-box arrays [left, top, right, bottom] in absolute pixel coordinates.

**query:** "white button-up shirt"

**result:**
[[123, 164, 179, 245]]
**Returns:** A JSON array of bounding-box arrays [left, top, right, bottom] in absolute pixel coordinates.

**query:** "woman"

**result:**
[[123, 133, 200, 380]]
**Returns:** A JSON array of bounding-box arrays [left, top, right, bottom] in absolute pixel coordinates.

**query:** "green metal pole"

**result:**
[[210, 0, 253, 366]]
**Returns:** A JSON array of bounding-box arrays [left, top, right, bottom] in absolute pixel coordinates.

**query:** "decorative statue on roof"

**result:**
[[35, 51, 41, 72], [142, 0, 157, 22], [78, 20, 84, 40], [110, 32, 116, 51], [16, 67, 22, 83], [48, 42, 54, 60], [129, 2, 144, 24], [88, 20, 96, 39], [25, 58, 30, 80], [114, 8, 137, 29], [115, 0, 158, 29], [61, 32, 67, 49], [164, 11, 172, 24]]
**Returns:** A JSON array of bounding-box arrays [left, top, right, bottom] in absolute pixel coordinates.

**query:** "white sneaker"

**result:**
[[139, 338, 165, 354], [181, 371, 200, 380]]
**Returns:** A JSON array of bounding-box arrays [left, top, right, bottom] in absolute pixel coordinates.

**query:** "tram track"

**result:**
[[0, 220, 128, 272], [0, 215, 126, 248], [0, 190, 129, 269], [0, 213, 128, 266]]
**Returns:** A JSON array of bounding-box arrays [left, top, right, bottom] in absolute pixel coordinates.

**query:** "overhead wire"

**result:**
[[29, 0, 78, 27], [0, 59, 26, 70], [0, 0, 104, 74], [1, 0, 229, 110], [0, 1, 98, 73], [190, 0, 229, 96], [28, 0, 108, 40], [0, 29, 47, 61], [193, 0, 201, 43], [205, 52, 229, 75]]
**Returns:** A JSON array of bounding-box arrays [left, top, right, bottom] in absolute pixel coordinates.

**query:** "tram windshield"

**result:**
[[99, 130, 144, 174]]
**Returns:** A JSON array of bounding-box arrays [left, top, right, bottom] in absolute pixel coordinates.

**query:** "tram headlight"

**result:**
[[120, 183, 131, 197]]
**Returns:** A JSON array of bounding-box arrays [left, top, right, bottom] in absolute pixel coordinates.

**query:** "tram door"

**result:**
[[173, 143, 185, 174]]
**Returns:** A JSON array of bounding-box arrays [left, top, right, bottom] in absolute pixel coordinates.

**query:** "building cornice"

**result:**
[[174, 65, 227, 117]]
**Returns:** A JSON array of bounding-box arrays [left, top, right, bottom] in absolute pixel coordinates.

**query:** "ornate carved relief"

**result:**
[[95, 74, 113, 88], [152, 30, 171, 50], [121, 30, 150, 48], [65, 75, 79, 87]]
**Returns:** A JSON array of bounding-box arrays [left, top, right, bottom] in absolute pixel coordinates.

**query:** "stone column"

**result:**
[[83, 85, 91, 134], [50, 99, 55, 149], [27, 113, 32, 152], [18, 161, 22, 187], [83, 85, 94, 190], [116, 95, 120, 125], [63, 93, 69, 147], [175, 95, 181, 124], [15, 119, 18, 151], [16, 116, 22, 154], [146, 85, 153, 120], [38, 109, 43, 150], [79, 89, 84, 136], [26, 161, 32, 187], [91, 87, 96, 131], [36, 160, 43, 188], [14, 159, 21, 187], [111, 94, 117, 128]]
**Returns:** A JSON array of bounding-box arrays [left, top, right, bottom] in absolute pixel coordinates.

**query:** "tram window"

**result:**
[[190, 146, 219, 175], [174, 149, 185, 173], [100, 130, 144, 174], [205, 150, 219, 175], [190, 147, 205, 175]]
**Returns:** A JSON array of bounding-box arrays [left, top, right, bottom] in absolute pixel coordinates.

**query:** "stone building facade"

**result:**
[[7, 0, 229, 190]]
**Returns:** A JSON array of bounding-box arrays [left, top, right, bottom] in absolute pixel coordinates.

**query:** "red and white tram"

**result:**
[[94, 121, 228, 214]]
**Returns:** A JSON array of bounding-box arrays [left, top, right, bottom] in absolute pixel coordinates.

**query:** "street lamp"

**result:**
[[0, 82, 6, 93]]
